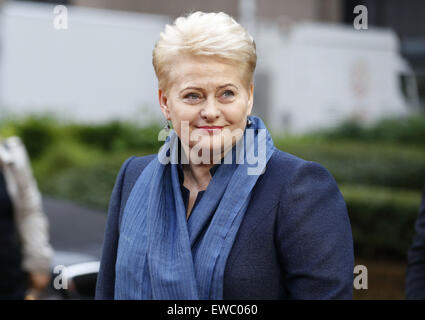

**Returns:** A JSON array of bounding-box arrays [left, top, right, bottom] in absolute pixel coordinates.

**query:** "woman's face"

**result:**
[[158, 55, 254, 162]]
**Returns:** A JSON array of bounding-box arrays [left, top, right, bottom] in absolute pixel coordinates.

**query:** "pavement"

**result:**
[[42, 196, 107, 262]]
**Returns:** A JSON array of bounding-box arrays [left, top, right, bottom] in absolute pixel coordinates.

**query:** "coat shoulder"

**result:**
[[268, 148, 308, 167], [260, 148, 339, 201], [264, 148, 310, 182], [122, 154, 157, 190], [268, 148, 335, 179], [116, 154, 154, 199]]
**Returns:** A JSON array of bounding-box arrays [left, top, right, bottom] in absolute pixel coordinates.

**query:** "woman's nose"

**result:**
[[200, 98, 221, 120]]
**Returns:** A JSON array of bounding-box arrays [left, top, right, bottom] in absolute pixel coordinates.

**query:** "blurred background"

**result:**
[[0, 0, 424, 299]]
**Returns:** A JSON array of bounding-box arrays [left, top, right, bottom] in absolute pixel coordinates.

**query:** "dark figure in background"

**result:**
[[406, 186, 425, 299], [0, 136, 53, 299], [0, 168, 25, 298]]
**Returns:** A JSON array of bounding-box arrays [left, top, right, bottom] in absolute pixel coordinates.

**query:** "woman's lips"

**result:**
[[197, 126, 224, 133]]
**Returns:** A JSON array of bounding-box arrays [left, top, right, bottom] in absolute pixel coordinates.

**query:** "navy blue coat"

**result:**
[[406, 187, 425, 299], [95, 149, 354, 299]]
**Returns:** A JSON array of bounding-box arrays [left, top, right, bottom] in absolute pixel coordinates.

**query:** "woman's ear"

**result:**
[[158, 89, 171, 120]]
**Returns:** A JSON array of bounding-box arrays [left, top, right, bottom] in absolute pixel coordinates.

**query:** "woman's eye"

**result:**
[[221, 90, 234, 98], [184, 93, 201, 101]]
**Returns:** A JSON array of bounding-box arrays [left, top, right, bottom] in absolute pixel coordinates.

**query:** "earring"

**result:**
[[247, 117, 252, 127], [164, 120, 171, 132]]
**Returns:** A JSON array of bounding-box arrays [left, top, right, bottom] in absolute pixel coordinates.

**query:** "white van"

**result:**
[[255, 22, 421, 134]]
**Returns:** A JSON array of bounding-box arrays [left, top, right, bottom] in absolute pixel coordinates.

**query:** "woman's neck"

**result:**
[[182, 163, 213, 191], [180, 142, 235, 190]]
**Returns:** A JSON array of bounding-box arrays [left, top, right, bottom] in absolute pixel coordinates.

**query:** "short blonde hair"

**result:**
[[152, 11, 257, 91]]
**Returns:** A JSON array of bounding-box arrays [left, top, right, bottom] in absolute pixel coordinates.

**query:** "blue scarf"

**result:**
[[115, 116, 275, 299]]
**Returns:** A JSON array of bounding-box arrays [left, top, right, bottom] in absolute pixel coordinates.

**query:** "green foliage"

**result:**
[[341, 185, 422, 260], [313, 114, 425, 146], [275, 138, 425, 190], [36, 150, 153, 210], [68, 121, 163, 152], [32, 138, 103, 180], [0, 114, 61, 159], [0, 114, 163, 159], [39, 160, 121, 210]]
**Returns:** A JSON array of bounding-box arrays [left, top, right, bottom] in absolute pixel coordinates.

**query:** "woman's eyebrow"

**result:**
[[179, 83, 238, 94], [180, 86, 203, 93], [217, 83, 238, 90]]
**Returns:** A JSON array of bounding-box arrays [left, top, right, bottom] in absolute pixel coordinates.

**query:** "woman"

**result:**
[[96, 11, 354, 300], [0, 136, 53, 299]]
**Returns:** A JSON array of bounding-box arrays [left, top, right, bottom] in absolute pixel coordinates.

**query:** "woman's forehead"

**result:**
[[168, 57, 244, 90]]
